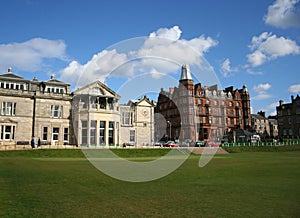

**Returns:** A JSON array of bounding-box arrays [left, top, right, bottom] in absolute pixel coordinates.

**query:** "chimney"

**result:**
[[291, 95, 294, 102], [279, 100, 284, 106], [8, 67, 12, 73], [51, 74, 55, 80]]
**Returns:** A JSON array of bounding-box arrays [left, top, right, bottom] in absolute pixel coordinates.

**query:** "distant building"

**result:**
[[155, 64, 252, 143], [268, 116, 278, 138], [0, 68, 72, 146], [251, 111, 270, 138], [276, 95, 300, 138], [119, 96, 155, 146]]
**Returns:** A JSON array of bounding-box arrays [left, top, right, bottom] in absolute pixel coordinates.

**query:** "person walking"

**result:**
[[31, 137, 35, 149], [38, 137, 41, 148]]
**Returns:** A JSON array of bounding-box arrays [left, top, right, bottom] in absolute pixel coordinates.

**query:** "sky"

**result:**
[[0, 0, 300, 116]]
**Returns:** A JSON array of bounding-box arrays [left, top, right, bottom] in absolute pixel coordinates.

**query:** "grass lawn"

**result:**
[[0, 148, 299, 217]]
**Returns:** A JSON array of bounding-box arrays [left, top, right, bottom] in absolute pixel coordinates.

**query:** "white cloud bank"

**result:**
[[247, 32, 300, 67], [264, 0, 300, 28], [59, 26, 218, 88], [220, 58, 238, 77], [0, 38, 67, 72], [252, 83, 273, 100], [288, 84, 300, 93]]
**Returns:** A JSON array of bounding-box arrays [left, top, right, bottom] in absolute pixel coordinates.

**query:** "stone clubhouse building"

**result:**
[[0, 68, 155, 148]]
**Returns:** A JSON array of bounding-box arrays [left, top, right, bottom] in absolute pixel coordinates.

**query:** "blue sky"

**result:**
[[0, 0, 299, 116]]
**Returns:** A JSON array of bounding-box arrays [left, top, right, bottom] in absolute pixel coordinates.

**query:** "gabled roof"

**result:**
[[0, 73, 29, 82], [128, 96, 155, 107], [43, 78, 69, 86], [72, 80, 120, 99]]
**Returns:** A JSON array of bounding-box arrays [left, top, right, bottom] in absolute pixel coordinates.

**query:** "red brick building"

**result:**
[[155, 64, 251, 143]]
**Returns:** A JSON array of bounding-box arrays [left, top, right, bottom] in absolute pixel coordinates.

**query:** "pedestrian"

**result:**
[[38, 137, 41, 148], [31, 137, 35, 149]]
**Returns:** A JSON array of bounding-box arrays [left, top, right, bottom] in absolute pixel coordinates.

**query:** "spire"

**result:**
[[180, 64, 193, 80]]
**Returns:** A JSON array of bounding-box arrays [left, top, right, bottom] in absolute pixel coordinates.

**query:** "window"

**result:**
[[236, 102, 240, 107], [197, 99, 202, 105], [90, 121, 96, 145], [42, 127, 48, 140], [0, 125, 15, 140], [50, 105, 62, 118], [82, 121, 87, 145], [214, 100, 218, 106], [99, 121, 105, 144], [122, 112, 131, 125], [1, 102, 16, 116], [143, 122, 147, 127], [64, 128, 69, 142], [130, 130, 135, 143], [52, 128, 59, 141], [229, 102, 233, 107], [198, 107, 202, 114], [108, 122, 114, 144]]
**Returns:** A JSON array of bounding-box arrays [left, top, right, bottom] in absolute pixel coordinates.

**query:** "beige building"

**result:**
[[0, 69, 157, 148], [119, 96, 155, 146], [0, 68, 72, 147], [251, 112, 270, 138], [72, 81, 120, 146]]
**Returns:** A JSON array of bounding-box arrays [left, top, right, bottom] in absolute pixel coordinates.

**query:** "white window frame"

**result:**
[[1, 102, 16, 116], [50, 105, 63, 118]]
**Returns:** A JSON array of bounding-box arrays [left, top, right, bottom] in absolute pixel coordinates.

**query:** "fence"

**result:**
[[222, 140, 300, 147]]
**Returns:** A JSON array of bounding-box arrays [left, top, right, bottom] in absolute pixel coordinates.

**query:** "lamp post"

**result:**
[[167, 121, 172, 141]]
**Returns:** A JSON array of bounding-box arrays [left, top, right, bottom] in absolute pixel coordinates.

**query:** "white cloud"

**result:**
[[247, 32, 300, 67], [246, 68, 263, 75], [288, 84, 300, 93], [0, 38, 67, 72], [149, 26, 182, 41], [264, 0, 300, 28], [59, 26, 218, 88], [253, 83, 271, 93], [60, 49, 128, 88], [252, 83, 273, 100], [220, 58, 238, 77]]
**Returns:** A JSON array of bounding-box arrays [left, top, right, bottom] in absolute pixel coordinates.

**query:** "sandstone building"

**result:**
[[0, 68, 72, 146], [0, 68, 156, 147], [119, 96, 155, 146]]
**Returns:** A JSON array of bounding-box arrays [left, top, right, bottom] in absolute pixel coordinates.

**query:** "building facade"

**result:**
[[155, 64, 252, 143], [276, 95, 300, 138], [0, 68, 72, 147], [0, 69, 156, 147], [72, 81, 121, 146], [119, 96, 155, 146], [251, 111, 270, 138]]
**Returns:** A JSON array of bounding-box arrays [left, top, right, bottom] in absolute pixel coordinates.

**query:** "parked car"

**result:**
[[195, 141, 205, 147], [164, 141, 179, 147], [122, 142, 135, 147], [206, 141, 221, 147], [154, 141, 164, 147]]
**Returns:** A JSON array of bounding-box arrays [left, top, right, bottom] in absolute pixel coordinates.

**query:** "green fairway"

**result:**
[[0, 149, 299, 217]]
